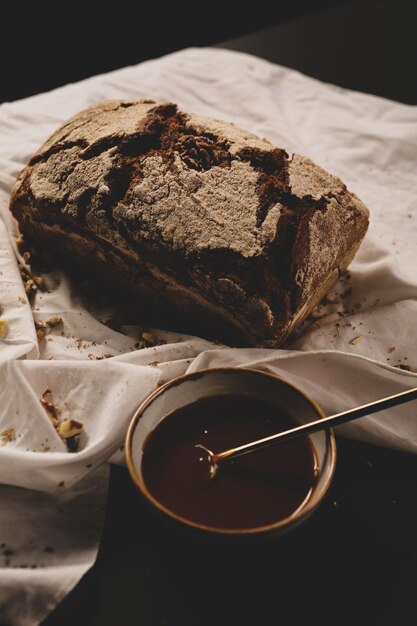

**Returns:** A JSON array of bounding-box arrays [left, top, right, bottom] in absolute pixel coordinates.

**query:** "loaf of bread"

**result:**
[[9, 100, 369, 347]]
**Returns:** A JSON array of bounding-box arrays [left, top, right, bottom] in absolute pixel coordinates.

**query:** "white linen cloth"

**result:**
[[0, 47, 416, 624]]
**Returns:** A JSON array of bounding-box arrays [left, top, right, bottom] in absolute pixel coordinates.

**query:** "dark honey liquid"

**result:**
[[142, 394, 318, 530]]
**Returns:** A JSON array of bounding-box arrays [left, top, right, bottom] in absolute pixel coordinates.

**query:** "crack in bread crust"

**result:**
[[9, 99, 369, 347]]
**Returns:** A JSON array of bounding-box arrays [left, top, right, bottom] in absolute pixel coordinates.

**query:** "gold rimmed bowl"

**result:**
[[126, 367, 336, 539]]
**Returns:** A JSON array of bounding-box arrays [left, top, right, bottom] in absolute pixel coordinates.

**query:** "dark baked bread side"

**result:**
[[9, 100, 369, 347]]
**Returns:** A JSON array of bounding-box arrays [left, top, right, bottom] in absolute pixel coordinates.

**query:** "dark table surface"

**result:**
[[42, 1, 417, 624]]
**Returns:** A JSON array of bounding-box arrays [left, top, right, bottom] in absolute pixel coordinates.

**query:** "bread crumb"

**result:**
[[325, 292, 342, 304], [16, 233, 25, 250], [57, 419, 83, 439], [310, 304, 328, 319], [40, 389, 61, 427], [389, 345, 396, 353], [40, 389, 83, 451], [36, 328, 46, 341], [24, 279, 35, 293], [135, 329, 166, 349], [0, 319, 9, 339], [35, 316, 62, 329], [1, 428, 16, 444], [35, 316, 63, 341], [350, 336, 364, 345], [18, 263, 45, 295], [394, 364, 412, 372], [142, 331, 155, 343]]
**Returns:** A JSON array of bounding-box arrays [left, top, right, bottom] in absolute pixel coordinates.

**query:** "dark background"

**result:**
[[1, 0, 342, 102], [3, 0, 416, 624], [2, 0, 415, 105]]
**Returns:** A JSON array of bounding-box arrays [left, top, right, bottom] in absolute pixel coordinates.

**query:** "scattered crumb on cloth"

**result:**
[[40, 389, 84, 452]]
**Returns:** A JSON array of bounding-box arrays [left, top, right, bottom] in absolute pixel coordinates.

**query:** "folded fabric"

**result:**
[[0, 47, 416, 625]]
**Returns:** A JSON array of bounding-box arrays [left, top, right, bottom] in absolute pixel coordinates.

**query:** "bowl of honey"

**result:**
[[126, 368, 336, 538]]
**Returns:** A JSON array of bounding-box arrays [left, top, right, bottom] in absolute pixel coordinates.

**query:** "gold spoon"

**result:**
[[196, 386, 417, 478]]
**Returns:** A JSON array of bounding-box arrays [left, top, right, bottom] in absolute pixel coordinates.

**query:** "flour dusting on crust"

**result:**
[[9, 99, 369, 347]]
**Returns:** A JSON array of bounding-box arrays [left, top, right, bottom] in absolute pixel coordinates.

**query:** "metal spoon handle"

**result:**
[[213, 386, 417, 464]]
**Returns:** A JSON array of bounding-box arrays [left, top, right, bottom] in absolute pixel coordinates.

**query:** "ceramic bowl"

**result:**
[[126, 367, 336, 538]]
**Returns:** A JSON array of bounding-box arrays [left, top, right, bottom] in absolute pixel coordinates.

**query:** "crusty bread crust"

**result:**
[[9, 100, 369, 346]]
